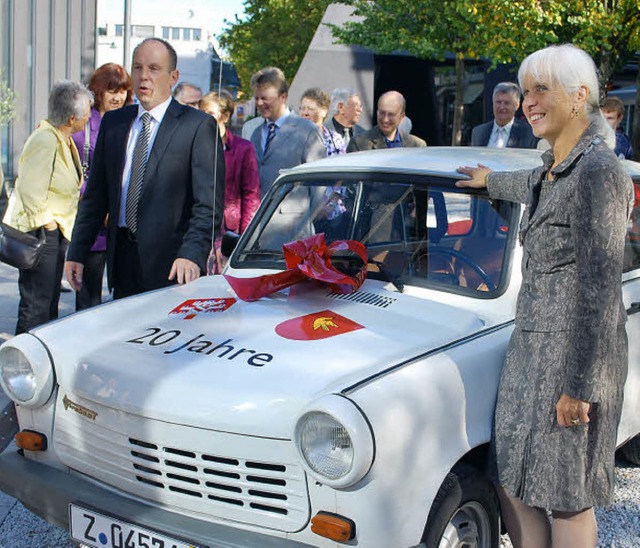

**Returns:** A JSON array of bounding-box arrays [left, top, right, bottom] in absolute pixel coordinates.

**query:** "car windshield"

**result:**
[[231, 176, 519, 297]]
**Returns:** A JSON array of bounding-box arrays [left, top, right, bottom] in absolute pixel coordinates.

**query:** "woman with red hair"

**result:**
[[72, 63, 132, 310]]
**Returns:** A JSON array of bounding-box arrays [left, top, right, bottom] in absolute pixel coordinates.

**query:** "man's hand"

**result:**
[[556, 393, 591, 427], [168, 258, 201, 285], [65, 261, 84, 291]]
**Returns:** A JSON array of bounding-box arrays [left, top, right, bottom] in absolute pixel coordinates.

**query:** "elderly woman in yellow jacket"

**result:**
[[4, 80, 92, 334]]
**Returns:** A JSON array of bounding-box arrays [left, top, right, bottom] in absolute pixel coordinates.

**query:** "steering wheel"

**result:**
[[414, 246, 497, 291]]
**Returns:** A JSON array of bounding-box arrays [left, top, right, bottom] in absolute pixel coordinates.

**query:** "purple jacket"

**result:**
[[223, 131, 260, 235], [72, 108, 106, 252]]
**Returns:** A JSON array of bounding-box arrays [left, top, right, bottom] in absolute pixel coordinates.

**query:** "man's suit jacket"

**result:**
[[471, 118, 537, 148], [347, 125, 427, 152], [250, 114, 326, 197], [67, 99, 225, 292], [323, 117, 365, 139]]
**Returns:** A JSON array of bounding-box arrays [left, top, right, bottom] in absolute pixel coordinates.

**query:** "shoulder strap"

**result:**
[[82, 121, 91, 176]]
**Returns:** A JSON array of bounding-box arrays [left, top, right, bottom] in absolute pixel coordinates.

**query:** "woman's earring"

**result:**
[[570, 105, 581, 119]]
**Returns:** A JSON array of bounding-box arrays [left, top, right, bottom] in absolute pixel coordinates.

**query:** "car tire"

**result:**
[[619, 434, 640, 465], [421, 464, 500, 548]]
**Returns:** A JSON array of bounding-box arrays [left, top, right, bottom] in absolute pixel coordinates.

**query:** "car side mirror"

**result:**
[[221, 231, 241, 258]]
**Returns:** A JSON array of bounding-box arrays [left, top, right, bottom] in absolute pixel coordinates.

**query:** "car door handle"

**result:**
[[627, 301, 640, 315]]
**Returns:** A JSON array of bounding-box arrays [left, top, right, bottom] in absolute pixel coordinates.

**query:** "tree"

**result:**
[[333, 0, 492, 145], [0, 71, 16, 188], [218, 0, 332, 96], [333, 1, 640, 150]]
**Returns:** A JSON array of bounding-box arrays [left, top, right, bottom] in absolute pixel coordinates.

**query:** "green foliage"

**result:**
[[333, 0, 640, 80], [0, 71, 16, 125], [218, 0, 333, 95]]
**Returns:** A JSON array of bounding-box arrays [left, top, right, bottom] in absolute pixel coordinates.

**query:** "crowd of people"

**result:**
[[2, 36, 635, 336], [0, 36, 636, 548]]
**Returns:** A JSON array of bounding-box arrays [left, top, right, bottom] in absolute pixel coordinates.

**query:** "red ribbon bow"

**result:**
[[224, 234, 367, 302]]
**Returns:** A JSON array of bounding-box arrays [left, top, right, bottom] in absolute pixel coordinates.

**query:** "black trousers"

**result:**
[[75, 250, 106, 311], [16, 228, 68, 334], [113, 228, 144, 300]]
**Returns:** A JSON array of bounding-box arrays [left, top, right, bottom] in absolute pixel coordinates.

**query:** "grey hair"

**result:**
[[48, 80, 93, 126], [493, 82, 520, 102], [518, 44, 615, 148], [173, 81, 202, 99], [329, 88, 358, 115]]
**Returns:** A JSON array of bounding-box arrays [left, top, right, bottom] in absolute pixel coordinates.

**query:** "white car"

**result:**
[[0, 147, 639, 548]]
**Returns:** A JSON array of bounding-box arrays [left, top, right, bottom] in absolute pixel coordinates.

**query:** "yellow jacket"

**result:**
[[3, 120, 82, 240]]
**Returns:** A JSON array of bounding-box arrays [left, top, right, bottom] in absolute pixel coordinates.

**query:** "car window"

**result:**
[[233, 178, 518, 298], [624, 179, 640, 272]]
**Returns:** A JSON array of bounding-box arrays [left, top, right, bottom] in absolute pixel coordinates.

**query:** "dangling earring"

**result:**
[[570, 105, 581, 119]]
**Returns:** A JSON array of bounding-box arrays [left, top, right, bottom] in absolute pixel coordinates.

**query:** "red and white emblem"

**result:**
[[169, 298, 236, 320], [275, 309, 364, 341]]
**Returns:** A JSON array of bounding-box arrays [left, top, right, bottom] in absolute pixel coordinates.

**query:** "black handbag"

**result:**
[[0, 222, 46, 269]]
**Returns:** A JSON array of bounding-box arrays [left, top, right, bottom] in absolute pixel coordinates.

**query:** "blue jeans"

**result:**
[[16, 227, 68, 334]]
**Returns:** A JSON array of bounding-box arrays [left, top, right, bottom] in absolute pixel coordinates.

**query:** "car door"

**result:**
[[618, 176, 640, 446]]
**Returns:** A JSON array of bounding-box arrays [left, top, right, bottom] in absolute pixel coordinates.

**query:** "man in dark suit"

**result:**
[[65, 38, 224, 298], [324, 88, 365, 148], [249, 67, 325, 197], [347, 91, 426, 152], [471, 82, 537, 148]]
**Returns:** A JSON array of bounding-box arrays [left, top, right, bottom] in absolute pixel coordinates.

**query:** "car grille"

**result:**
[[128, 437, 294, 515], [54, 394, 309, 532], [326, 289, 397, 308]]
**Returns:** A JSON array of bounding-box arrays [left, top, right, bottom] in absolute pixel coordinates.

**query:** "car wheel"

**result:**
[[421, 465, 500, 548], [619, 434, 640, 465]]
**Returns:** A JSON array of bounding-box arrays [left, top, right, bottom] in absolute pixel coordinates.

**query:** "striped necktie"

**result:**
[[264, 122, 277, 154], [125, 112, 152, 233]]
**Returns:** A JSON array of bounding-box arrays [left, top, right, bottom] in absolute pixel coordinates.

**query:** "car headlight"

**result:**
[[294, 395, 374, 488], [0, 335, 54, 407]]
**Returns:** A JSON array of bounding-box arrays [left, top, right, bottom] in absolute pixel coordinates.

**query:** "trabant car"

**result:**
[[0, 147, 639, 548]]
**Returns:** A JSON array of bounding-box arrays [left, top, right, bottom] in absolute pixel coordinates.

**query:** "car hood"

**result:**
[[37, 275, 486, 438]]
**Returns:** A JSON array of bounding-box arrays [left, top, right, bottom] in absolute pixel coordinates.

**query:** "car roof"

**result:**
[[280, 146, 640, 181]]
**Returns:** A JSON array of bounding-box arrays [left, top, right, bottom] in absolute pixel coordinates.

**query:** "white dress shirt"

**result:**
[[118, 97, 172, 226], [488, 119, 514, 148]]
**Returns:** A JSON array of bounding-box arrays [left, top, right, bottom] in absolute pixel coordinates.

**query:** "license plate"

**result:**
[[69, 504, 206, 548]]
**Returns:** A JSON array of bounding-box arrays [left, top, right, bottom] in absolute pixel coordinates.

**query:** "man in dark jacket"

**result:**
[[347, 91, 426, 151], [65, 38, 225, 298]]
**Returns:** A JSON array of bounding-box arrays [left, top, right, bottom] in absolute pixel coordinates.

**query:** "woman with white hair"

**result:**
[[458, 44, 633, 546], [3, 80, 93, 333]]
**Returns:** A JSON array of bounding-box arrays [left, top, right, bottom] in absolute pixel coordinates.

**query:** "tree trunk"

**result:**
[[451, 56, 465, 146], [633, 60, 640, 162]]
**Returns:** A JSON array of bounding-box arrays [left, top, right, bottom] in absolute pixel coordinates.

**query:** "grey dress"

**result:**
[[487, 124, 634, 511]]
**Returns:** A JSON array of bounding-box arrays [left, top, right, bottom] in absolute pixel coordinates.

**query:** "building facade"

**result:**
[[1, 0, 97, 182]]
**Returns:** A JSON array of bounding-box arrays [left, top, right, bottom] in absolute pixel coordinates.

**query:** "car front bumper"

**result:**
[[0, 448, 314, 548]]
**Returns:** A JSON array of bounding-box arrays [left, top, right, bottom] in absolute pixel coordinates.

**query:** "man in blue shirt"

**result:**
[[347, 91, 426, 152]]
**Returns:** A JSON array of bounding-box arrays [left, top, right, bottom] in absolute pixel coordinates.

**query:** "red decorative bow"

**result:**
[[224, 234, 367, 301]]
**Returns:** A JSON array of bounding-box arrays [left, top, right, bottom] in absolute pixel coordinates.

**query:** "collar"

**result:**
[[332, 117, 348, 135], [493, 119, 514, 134], [382, 128, 402, 146], [225, 129, 236, 149], [542, 123, 601, 177], [136, 96, 172, 123], [264, 108, 291, 129]]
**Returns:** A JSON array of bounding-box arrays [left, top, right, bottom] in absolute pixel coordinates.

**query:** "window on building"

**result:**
[[171, 27, 180, 40], [132, 25, 154, 38], [182, 28, 191, 41], [193, 28, 201, 41], [115, 24, 124, 37], [162, 27, 169, 39], [98, 27, 107, 37]]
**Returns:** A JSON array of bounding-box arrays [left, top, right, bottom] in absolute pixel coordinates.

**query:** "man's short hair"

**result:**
[[329, 88, 358, 115], [250, 67, 288, 95], [492, 82, 520, 101], [601, 96, 625, 118], [133, 38, 178, 71], [173, 82, 202, 99]]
